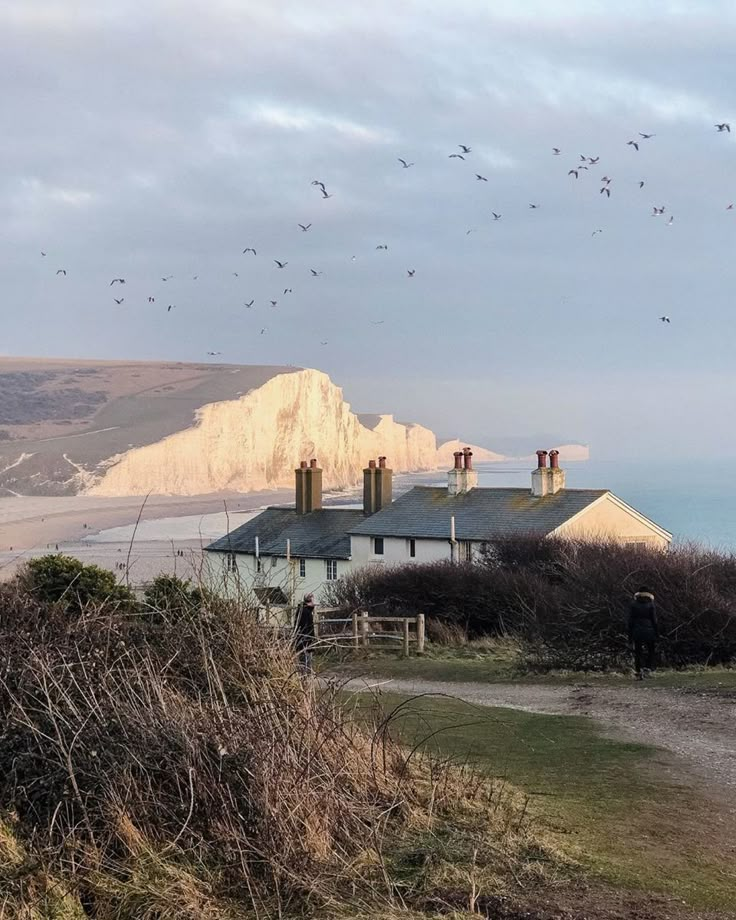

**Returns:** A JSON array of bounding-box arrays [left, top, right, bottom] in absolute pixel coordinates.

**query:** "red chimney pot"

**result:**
[[549, 450, 560, 469], [378, 456, 387, 469], [536, 450, 548, 469], [453, 451, 464, 470], [309, 458, 318, 469], [299, 460, 308, 469], [368, 459, 376, 469], [463, 447, 474, 471]]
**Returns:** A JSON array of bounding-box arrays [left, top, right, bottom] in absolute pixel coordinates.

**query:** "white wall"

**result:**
[[350, 535, 476, 566]]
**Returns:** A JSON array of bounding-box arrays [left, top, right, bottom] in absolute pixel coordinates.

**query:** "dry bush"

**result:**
[[0, 577, 558, 918]]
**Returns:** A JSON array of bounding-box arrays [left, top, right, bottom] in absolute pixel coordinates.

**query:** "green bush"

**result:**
[[19, 553, 136, 616], [143, 574, 204, 620]]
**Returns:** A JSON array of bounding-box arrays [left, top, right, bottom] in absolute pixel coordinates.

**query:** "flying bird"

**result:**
[[110, 278, 125, 286], [458, 144, 472, 153], [283, 288, 292, 294], [162, 275, 173, 281], [475, 174, 488, 181], [715, 123, 731, 132], [148, 296, 155, 303], [232, 272, 239, 277], [371, 320, 385, 325], [659, 316, 671, 323], [320, 340, 328, 346], [56, 269, 66, 275], [639, 133, 655, 139], [492, 212, 502, 220], [274, 260, 288, 268], [311, 180, 327, 191], [310, 269, 322, 276], [552, 148, 561, 155], [298, 223, 312, 231], [639, 180, 645, 188], [320, 188, 332, 198], [207, 351, 222, 355], [627, 140, 639, 151], [591, 229, 603, 236], [114, 298, 124, 304], [600, 187, 611, 197], [587, 156, 600, 164], [568, 169, 579, 178], [193, 275, 198, 280], [375, 244, 388, 250], [727, 204, 734, 210], [40, 251, 46, 256], [167, 304, 175, 312], [397, 158, 414, 168], [260, 328, 267, 335], [600, 176, 611, 184], [448, 153, 465, 160], [652, 206, 666, 216], [243, 248, 256, 255], [667, 216, 674, 225], [244, 300, 254, 308], [529, 203, 539, 209], [465, 229, 477, 235], [270, 300, 278, 307], [407, 269, 415, 277]]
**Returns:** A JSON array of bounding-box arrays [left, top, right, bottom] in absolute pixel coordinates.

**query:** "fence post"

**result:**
[[352, 612, 359, 649], [361, 610, 369, 648], [403, 618, 410, 657], [417, 614, 425, 653], [313, 611, 320, 640]]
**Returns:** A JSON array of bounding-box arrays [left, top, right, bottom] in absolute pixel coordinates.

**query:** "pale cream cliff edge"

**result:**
[[436, 439, 506, 465], [89, 369, 439, 497]]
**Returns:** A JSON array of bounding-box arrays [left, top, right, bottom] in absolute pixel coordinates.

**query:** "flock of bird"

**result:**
[[37, 122, 734, 353]]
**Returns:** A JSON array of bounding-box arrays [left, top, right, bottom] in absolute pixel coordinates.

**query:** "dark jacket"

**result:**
[[294, 601, 315, 645], [628, 592, 658, 642]]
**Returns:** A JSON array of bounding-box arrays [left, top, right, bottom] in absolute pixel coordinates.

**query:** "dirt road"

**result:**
[[346, 677, 736, 805]]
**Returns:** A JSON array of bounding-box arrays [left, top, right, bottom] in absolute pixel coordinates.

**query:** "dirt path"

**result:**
[[346, 677, 736, 806]]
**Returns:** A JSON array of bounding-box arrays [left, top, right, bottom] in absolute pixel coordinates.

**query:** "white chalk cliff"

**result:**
[[90, 369, 440, 496]]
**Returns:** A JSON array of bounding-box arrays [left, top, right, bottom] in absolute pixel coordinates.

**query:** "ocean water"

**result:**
[[396, 459, 736, 550]]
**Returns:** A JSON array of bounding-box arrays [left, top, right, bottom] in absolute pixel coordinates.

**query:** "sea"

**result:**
[[392, 458, 736, 551]]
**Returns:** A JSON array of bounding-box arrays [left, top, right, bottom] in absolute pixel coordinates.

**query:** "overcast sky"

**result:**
[[1, 1, 735, 457]]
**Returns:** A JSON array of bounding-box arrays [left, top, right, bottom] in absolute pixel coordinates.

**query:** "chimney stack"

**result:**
[[363, 456, 393, 514], [448, 447, 478, 495], [531, 449, 566, 497], [296, 458, 322, 513]]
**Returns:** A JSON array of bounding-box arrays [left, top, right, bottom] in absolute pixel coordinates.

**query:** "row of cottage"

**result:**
[[205, 449, 671, 606]]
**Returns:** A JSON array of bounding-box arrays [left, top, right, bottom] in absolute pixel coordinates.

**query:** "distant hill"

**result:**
[[473, 435, 590, 462], [436, 439, 506, 466]]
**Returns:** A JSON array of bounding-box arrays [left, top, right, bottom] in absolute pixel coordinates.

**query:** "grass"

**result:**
[[347, 690, 736, 911], [326, 641, 736, 691]]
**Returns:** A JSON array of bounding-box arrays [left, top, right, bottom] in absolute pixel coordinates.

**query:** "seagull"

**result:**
[[552, 148, 561, 155], [167, 304, 175, 312], [298, 223, 312, 232], [727, 204, 734, 210], [639, 133, 655, 139], [274, 260, 288, 268], [667, 215, 674, 225], [398, 158, 414, 168], [114, 298, 124, 304], [407, 269, 415, 277], [162, 275, 173, 281], [243, 248, 256, 255], [110, 278, 125, 286], [311, 180, 327, 191], [270, 300, 278, 307], [320, 188, 332, 198], [40, 251, 46, 256], [660, 316, 671, 323], [310, 269, 322, 276], [529, 203, 539, 209], [465, 229, 477, 235], [192, 275, 198, 280], [283, 288, 292, 294], [244, 300, 254, 308], [639, 180, 645, 189], [207, 351, 222, 355], [600, 176, 612, 185], [371, 320, 385, 325], [475, 174, 488, 181], [600, 187, 611, 197], [492, 212, 502, 220], [232, 272, 239, 277], [715, 123, 731, 132], [148, 296, 155, 303], [375, 244, 388, 250], [458, 144, 472, 153], [320, 340, 328, 345], [56, 269, 66, 275], [568, 169, 579, 178], [591, 229, 604, 236], [627, 140, 639, 151], [448, 153, 465, 160], [260, 328, 267, 335], [652, 206, 666, 216], [587, 156, 600, 164]]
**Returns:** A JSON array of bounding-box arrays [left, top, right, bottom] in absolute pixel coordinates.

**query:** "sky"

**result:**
[[1, 1, 735, 458]]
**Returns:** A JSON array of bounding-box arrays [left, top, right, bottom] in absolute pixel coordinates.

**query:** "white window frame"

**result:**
[[225, 552, 237, 572], [299, 558, 306, 578], [325, 559, 338, 581]]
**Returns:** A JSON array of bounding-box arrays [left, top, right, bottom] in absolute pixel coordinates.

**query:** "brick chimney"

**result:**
[[363, 457, 393, 514], [448, 448, 479, 495], [531, 449, 566, 497], [296, 458, 323, 513]]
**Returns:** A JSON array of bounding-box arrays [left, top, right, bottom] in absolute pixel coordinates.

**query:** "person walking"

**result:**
[[293, 593, 316, 674], [628, 587, 659, 680]]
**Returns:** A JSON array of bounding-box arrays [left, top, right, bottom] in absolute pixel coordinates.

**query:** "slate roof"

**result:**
[[347, 486, 609, 540], [206, 508, 366, 559]]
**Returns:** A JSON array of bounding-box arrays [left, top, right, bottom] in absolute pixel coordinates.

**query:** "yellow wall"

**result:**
[[555, 495, 669, 548]]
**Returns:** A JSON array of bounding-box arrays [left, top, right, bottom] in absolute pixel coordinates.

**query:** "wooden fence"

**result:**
[[314, 610, 425, 656]]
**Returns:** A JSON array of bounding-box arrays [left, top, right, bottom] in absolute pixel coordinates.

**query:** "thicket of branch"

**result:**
[[325, 537, 736, 670]]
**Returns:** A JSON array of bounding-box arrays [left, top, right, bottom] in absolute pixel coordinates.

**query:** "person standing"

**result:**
[[293, 593, 316, 674], [628, 587, 659, 680]]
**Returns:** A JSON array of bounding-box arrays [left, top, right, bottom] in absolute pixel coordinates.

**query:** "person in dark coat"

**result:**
[[293, 593, 316, 673], [628, 587, 659, 679]]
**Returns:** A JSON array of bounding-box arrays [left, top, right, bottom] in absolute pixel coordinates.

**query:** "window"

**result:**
[[373, 537, 384, 555], [299, 558, 306, 578], [256, 557, 262, 574], [462, 541, 473, 562], [225, 552, 237, 572], [408, 538, 416, 558], [271, 555, 278, 568], [325, 559, 338, 581]]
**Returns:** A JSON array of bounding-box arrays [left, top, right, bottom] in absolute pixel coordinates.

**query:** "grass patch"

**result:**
[[349, 691, 736, 911], [327, 642, 736, 691]]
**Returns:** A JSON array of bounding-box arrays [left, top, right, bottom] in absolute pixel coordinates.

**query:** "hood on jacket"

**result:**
[[634, 591, 654, 602]]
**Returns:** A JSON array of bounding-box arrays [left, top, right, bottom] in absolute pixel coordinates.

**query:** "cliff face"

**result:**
[[90, 369, 438, 496]]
